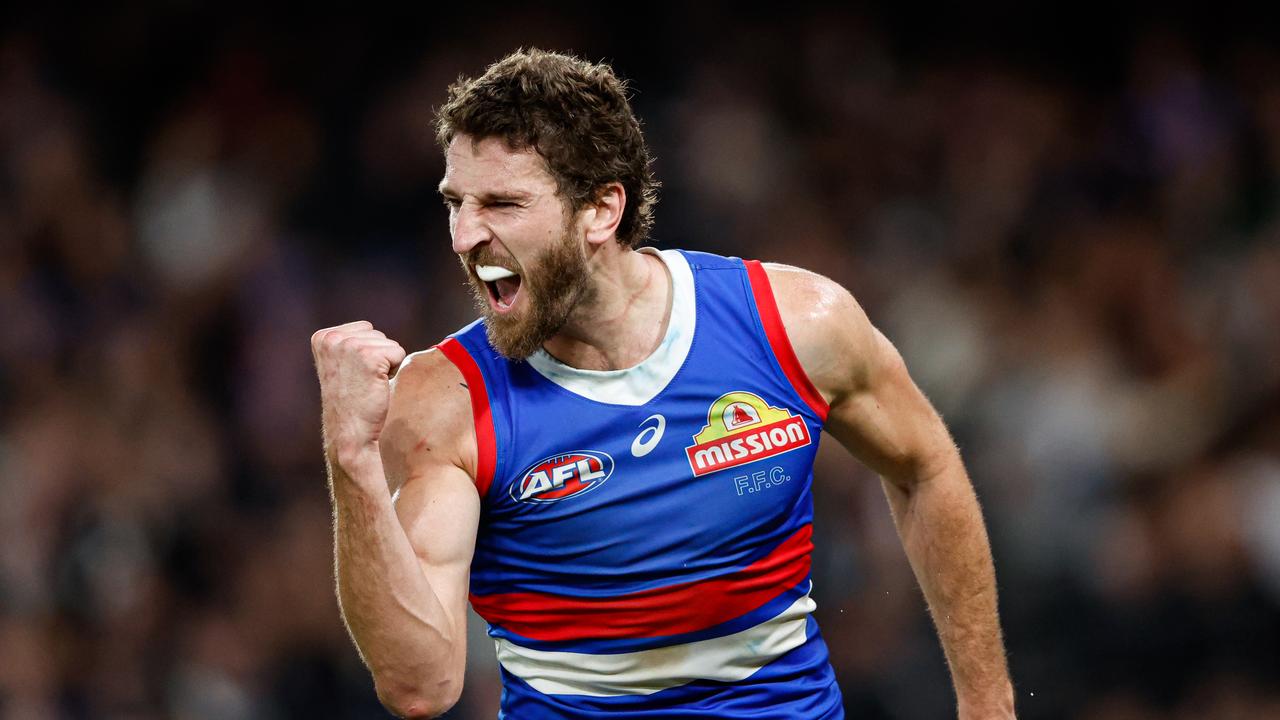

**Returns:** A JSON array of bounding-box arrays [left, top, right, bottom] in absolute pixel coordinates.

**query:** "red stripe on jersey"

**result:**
[[469, 524, 813, 642], [436, 338, 496, 498], [743, 260, 830, 421]]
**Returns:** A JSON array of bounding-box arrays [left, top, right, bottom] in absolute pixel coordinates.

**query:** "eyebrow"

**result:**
[[437, 182, 533, 204], [437, 189, 532, 206]]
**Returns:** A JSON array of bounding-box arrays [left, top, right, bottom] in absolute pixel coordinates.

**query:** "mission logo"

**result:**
[[510, 450, 614, 503], [685, 391, 812, 476]]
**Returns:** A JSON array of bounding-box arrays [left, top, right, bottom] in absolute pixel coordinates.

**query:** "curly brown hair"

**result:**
[[435, 48, 659, 247]]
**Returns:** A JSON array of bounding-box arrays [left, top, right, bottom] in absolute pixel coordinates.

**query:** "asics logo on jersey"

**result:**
[[631, 414, 666, 457], [511, 451, 614, 503], [685, 391, 812, 476]]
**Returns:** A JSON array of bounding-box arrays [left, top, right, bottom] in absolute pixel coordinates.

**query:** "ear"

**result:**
[[581, 182, 626, 247]]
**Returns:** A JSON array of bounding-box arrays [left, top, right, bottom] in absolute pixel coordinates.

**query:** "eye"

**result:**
[[442, 197, 461, 211]]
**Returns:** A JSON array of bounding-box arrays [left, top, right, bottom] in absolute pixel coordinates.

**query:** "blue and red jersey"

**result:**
[[436, 249, 844, 719]]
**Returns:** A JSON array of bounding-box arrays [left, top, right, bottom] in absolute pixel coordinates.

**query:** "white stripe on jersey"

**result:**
[[494, 588, 816, 697]]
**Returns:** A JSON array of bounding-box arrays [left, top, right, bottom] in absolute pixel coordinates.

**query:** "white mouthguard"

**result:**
[[475, 265, 518, 282]]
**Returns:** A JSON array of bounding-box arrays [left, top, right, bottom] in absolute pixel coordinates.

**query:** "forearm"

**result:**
[[329, 453, 462, 715], [882, 455, 1014, 718]]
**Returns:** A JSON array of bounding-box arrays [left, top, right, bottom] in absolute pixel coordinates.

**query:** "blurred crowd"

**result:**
[[1, 5, 1278, 719]]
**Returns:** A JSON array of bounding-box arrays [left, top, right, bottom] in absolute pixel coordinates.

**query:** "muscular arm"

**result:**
[[765, 265, 1015, 719], [318, 335, 480, 719]]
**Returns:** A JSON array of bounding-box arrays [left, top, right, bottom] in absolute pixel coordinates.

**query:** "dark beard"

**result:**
[[464, 231, 592, 360]]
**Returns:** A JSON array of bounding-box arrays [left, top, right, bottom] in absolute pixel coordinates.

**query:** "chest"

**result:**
[[482, 375, 821, 572]]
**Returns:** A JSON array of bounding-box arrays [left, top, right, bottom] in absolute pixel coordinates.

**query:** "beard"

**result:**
[[462, 227, 593, 361]]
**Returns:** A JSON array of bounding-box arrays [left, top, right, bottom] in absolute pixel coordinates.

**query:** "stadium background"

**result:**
[[2, 3, 1279, 718]]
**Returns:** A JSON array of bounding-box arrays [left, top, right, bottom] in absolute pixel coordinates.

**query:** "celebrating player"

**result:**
[[312, 48, 1016, 719]]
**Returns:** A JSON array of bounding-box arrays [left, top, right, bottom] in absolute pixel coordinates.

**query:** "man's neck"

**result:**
[[541, 247, 672, 371]]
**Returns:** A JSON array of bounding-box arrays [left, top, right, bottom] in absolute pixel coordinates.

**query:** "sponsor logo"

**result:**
[[631, 414, 666, 457], [685, 391, 812, 476], [511, 451, 614, 503]]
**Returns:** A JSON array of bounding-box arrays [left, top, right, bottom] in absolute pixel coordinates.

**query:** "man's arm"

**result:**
[[763, 266, 1016, 719], [313, 323, 480, 719]]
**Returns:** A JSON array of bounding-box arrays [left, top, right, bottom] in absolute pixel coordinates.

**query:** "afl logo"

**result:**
[[511, 451, 614, 503]]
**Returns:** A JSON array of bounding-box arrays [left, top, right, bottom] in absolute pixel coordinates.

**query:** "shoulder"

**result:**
[[758, 262, 877, 402], [390, 345, 472, 406], [758, 263, 853, 324], [380, 346, 479, 490]]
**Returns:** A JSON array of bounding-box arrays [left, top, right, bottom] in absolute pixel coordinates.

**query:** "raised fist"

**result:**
[[311, 321, 406, 472]]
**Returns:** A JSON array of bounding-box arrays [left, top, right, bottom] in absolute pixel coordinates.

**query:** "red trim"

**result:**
[[743, 260, 830, 421], [468, 525, 812, 642], [436, 338, 496, 498]]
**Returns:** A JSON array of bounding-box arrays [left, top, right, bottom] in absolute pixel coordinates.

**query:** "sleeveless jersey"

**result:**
[[436, 249, 845, 719]]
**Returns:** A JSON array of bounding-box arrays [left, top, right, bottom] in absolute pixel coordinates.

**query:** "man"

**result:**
[[312, 49, 1015, 719]]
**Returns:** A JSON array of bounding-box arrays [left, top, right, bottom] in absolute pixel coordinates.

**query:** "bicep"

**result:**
[[823, 326, 956, 488], [392, 462, 480, 632], [380, 348, 482, 634], [765, 264, 954, 487]]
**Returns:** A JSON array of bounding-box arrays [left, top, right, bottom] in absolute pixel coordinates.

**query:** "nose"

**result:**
[[450, 202, 491, 255]]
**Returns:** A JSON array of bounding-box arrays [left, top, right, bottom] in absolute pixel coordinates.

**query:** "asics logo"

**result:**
[[631, 414, 666, 458]]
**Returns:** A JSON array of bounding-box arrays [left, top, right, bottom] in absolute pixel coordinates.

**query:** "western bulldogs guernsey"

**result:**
[[436, 248, 844, 718]]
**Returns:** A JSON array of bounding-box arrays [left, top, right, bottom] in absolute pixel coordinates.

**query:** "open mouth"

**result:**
[[475, 264, 522, 312]]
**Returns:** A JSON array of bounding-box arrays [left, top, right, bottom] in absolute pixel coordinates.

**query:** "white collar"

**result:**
[[525, 248, 695, 405]]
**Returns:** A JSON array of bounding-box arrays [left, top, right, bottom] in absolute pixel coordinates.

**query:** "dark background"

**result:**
[[2, 3, 1279, 718]]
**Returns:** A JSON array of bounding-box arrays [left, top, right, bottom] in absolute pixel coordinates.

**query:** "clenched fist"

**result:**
[[311, 321, 406, 475]]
